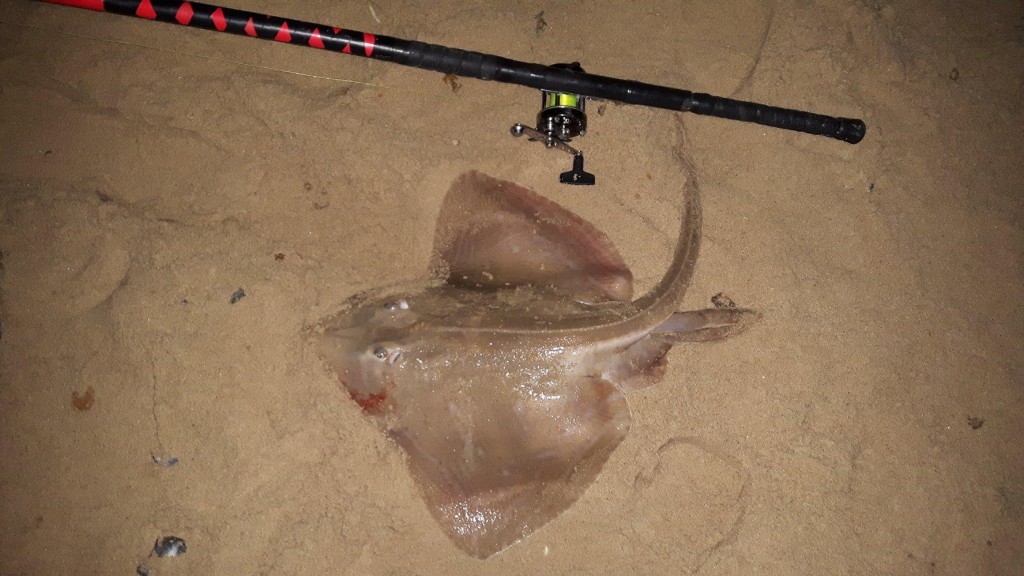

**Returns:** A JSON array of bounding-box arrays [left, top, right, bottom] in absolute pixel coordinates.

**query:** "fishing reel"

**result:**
[[511, 62, 596, 186]]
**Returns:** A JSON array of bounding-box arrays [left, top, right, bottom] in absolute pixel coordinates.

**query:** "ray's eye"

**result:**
[[371, 345, 402, 365]]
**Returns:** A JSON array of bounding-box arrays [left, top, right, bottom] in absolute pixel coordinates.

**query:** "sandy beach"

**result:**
[[1, 0, 1021, 573]]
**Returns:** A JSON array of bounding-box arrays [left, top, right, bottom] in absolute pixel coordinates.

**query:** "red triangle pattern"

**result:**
[[175, 2, 193, 25], [136, 0, 156, 20], [69, 0, 104, 10], [309, 28, 325, 49], [244, 17, 256, 37], [275, 21, 292, 43], [211, 7, 227, 31]]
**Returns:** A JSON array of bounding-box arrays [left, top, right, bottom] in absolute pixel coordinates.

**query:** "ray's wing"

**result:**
[[431, 171, 633, 303], [390, 375, 630, 558]]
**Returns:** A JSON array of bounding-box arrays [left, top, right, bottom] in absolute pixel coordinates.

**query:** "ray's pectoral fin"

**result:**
[[604, 308, 761, 391], [430, 171, 634, 303], [395, 377, 630, 559]]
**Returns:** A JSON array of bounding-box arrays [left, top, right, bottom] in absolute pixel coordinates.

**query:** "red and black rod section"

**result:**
[[41, 0, 866, 144]]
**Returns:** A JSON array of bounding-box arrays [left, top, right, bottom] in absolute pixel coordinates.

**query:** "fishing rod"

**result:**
[[40, 0, 867, 184]]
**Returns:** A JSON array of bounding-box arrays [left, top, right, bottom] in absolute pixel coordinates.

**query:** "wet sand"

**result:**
[[1, 0, 1021, 573]]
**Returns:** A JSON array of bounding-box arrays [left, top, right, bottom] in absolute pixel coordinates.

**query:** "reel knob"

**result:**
[[559, 154, 595, 186], [510, 62, 595, 185]]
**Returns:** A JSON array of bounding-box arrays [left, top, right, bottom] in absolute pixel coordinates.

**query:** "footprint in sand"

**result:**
[[627, 437, 750, 569], [59, 232, 130, 315], [6, 200, 130, 318]]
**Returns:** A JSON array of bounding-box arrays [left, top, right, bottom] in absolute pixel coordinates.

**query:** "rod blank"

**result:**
[[41, 0, 866, 143]]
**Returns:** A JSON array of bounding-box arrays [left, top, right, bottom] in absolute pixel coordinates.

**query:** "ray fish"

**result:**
[[318, 171, 758, 558]]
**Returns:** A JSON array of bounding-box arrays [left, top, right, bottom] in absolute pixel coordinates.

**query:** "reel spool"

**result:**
[[511, 62, 596, 186]]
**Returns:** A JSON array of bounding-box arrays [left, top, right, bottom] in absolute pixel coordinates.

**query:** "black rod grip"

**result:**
[[396, 41, 502, 80], [686, 93, 866, 144]]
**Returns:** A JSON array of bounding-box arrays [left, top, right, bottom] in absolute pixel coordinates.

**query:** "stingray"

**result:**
[[317, 171, 758, 558]]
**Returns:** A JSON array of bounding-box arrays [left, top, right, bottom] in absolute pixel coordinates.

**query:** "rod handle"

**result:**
[[686, 93, 866, 144], [394, 40, 502, 80]]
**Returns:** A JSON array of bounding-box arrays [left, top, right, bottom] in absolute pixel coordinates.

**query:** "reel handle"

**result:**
[[511, 124, 595, 186]]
